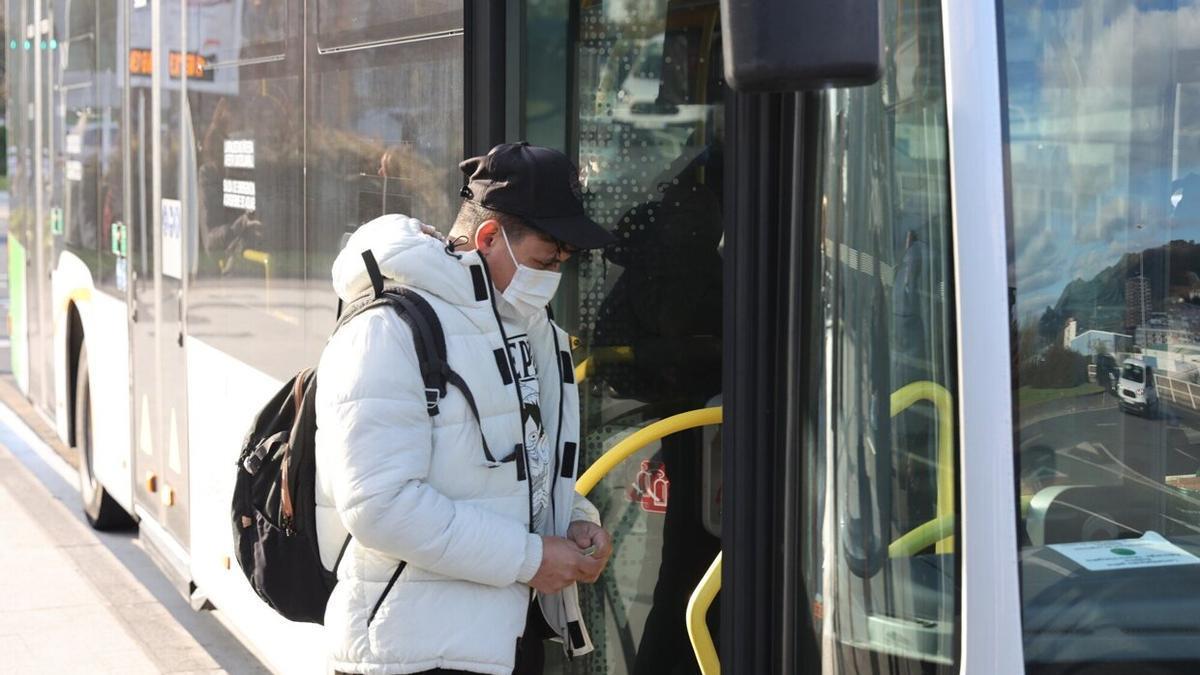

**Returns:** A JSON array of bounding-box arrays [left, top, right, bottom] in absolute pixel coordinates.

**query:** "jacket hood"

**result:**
[[332, 213, 487, 307]]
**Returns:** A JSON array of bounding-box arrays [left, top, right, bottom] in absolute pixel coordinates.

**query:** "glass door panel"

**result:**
[[524, 1, 726, 672], [801, 0, 958, 671]]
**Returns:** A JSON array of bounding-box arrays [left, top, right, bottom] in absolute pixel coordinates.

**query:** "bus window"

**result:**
[[184, 0, 305, 381], [305, 2, 464, 348], [94, 2, 125, 298], [804, 0, 957, 671], [60, 0, 99, 267], [315, 0, 462, 52], [1001, 1, 1200, 672]]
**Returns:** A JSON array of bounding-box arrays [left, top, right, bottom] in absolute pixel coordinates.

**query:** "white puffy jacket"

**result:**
[[314, 214, 599, 675]]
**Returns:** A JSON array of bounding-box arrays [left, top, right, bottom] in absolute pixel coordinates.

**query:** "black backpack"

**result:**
[[230, 250, 495, 624]]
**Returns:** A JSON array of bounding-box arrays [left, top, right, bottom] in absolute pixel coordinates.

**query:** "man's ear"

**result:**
[[475, 219, 501, 253]]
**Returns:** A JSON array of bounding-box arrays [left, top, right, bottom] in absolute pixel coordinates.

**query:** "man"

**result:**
[[314, 142, 615, 675]]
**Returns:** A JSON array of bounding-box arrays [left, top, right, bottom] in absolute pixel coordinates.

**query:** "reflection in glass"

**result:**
[[182, 0, 305, 383], [804, 0, 956, 671], [305, 35, 464, 307], [1001, 0, 1200, 671], [61, 0, 98, 267], [316, 0, 462, 47], [545, 2, 725, 673]]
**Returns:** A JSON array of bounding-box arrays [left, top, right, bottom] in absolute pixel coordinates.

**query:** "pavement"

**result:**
[[0, 191, 269, 674]]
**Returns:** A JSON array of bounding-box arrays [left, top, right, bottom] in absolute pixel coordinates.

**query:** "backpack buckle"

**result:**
[[242, 443, 269, 475], [425, 388, 441, 415]]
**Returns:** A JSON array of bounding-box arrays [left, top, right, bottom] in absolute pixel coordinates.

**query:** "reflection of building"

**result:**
[[1137, 324, 1172, 348], [1141, 346, 1200, 382], [1069, 329, 1132, 356], [1135, 325, 1200, 349], [1125, 276, 1152, 328], [1167, 300, 1200, 337], [1060, 317, 1080, 345]]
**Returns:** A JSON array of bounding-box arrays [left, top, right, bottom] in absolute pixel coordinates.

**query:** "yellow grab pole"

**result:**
[[890, 493, 1034, 558], [573, 345, 636, 384], [573, 358, 590, 385], [575, 406, 723, 496], [243, 249, 272, 310], [574, 406, 724, 674], [686, 552, 722, 675], [890, 381, 954, 553], [889, 514, 954, 558]]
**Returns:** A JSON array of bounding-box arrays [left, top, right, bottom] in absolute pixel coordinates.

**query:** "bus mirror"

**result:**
[[719, 0, 882, 91]]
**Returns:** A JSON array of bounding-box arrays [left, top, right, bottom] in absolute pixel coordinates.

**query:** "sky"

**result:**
[[1004, 0, 1200, 319]]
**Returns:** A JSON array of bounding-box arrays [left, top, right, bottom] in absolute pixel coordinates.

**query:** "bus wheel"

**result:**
[[75, 345, 135, 530]]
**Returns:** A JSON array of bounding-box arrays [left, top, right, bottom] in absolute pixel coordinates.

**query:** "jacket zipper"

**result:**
[[548, 317, 575, 659], [548, 316, 567, 514], [367, 561, 407, 626], [476, 255, 536, 532], [479, 257, 576, 655]]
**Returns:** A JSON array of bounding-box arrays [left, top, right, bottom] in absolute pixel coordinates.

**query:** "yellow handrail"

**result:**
[[575, 407, 723, 497], [573, 345, 635, 384], [686, 552, 722, 675], [889, 494, 1034, 558], [889, 514, 953, 558], [890, 381, 954, 553], [243, 248, 272, 310], [574, 406, 724, 675]]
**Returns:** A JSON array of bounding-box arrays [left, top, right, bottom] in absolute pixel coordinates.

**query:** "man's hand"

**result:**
[[529, 535, 606, 594], [566, 520, 613, 583]]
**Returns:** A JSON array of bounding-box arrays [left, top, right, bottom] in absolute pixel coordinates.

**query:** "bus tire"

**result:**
[[75, 345, 135, 530]]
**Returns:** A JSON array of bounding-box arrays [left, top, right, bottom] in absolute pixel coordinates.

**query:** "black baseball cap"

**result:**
[[459, 142, 615, 249]]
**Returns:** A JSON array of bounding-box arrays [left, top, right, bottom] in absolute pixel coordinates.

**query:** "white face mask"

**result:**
[[497, 226, 562, 319]]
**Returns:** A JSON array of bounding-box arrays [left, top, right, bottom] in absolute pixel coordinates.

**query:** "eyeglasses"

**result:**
[[555, 241, 580, 258], [523, 222, 578, 260]]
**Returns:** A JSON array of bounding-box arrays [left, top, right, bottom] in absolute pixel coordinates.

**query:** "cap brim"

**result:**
[[528, 212, 616, 250]]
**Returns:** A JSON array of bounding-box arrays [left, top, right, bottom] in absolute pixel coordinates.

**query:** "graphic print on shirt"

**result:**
[[505, 332, 552, 533]]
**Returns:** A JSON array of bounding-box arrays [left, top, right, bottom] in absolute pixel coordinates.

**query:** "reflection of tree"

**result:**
[[193, 85, 303, 278], [1020, 343, 1089, 389], [196, 96, 259, 275], [316, 1, 454, 34], [98, 139, 124, 263], [307, 125, 447, 226], [61, 102, 99, 253], [240, 0, 286, 47]]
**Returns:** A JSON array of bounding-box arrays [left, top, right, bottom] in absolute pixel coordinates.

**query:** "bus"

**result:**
[[6, 0, 1200, 673]]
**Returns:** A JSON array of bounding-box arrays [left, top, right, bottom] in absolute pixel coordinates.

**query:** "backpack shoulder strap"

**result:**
[[335, 249, 385, 320], [362, 250, 385, 298], [333, 291, 388, 333], [331, 285, 505, 465], [383, 289, 502, 464]]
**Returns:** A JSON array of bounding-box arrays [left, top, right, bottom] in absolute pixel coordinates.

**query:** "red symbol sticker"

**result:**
[[632, 459, 669, 514]]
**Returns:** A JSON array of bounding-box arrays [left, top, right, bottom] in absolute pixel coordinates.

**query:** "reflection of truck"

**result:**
[[1118, 357, 1160, 416]]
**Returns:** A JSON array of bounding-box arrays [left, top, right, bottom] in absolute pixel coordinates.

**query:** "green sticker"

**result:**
[[1110, 548, 1137, 556], [49, 207, 64, 235], [111, 221, 127, 257]]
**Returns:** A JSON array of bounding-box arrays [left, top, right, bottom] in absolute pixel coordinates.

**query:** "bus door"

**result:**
[[127, 0, 191, 555], [25, 0, 60, 413], [7, 0, 35, 390], [518, 1, 726, 671]]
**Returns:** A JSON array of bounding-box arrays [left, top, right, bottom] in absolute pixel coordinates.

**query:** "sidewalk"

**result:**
[[0, 450, 161, 672], [0, 416, 266, 674]]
